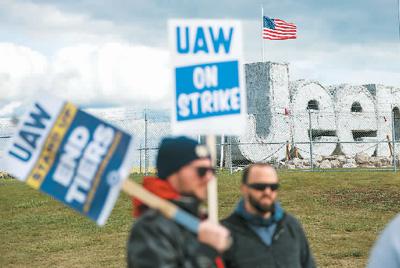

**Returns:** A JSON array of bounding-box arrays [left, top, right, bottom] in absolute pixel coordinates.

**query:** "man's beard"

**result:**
[[248, 194, 275, 214]]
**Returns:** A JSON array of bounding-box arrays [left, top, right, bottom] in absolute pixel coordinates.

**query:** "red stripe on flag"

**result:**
[[264, 29, 296, 35]]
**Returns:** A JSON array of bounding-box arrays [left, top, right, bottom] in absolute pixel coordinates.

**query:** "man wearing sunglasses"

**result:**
[[222, 163, 316, 268], [127, 136, 230, 268]]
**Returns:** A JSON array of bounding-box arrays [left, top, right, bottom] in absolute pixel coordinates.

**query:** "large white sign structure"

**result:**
[[238, 62, 400, 162]]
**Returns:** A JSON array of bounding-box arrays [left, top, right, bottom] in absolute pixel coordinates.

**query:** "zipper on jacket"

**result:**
[[273, 226, 284, 241]]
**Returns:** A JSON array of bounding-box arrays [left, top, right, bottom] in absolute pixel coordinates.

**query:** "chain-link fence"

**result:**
[[0, 135, 11, 163], [227, 109, 400, 172], [0, 108, 399, 175], [0, 117, 14, 173]]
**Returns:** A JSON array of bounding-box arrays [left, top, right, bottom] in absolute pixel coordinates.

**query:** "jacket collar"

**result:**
[[224, 207, 287, 248], [234, 198, 284, 227]]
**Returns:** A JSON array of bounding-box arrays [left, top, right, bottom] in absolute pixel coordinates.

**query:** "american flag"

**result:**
[[263, 16, 297, 40]]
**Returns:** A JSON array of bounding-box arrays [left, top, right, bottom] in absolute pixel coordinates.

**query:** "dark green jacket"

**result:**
[[221, 212, 316, 268], [127, 197, 218, 268]]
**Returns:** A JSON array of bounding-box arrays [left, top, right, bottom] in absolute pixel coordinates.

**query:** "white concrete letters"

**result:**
[[238, 62, 400, 162]]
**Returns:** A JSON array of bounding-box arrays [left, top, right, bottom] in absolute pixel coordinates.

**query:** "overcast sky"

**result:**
[[0, 0, 399, 116]]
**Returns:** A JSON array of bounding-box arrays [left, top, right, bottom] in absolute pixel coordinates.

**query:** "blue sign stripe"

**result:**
[[174, 209, 200, 233]]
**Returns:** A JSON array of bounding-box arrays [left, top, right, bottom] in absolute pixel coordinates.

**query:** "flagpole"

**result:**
[[397, 0, 400, 41], [261, 5, 265, 62]]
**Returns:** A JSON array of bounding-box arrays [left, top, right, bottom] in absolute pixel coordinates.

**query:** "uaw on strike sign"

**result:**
[[3, 97, 135, 225], [169, 19, 246, 135]]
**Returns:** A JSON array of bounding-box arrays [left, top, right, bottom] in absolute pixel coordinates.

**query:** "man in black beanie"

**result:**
[[127, 136, 229, 268]]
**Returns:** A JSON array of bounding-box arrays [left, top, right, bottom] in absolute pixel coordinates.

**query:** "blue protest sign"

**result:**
[[169, 19, 246, 135], [4, 97, 135, 225]]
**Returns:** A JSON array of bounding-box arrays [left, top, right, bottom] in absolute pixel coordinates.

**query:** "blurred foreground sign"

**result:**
[[3, 97, 135, 225], [168, 19, 246, 135]]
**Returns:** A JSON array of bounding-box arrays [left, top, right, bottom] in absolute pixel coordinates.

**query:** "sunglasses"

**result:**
[[246, 183, 279, 191], [195, 167, 216, 177]]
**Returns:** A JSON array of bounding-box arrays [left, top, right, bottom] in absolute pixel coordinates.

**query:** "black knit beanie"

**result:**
[[156, 136, 210, 179]]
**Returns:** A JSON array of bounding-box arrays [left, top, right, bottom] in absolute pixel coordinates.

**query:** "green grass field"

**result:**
[[1, 171, 399, 267]]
